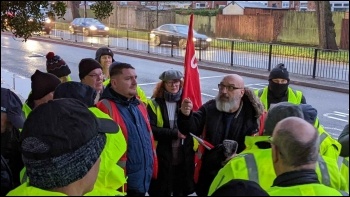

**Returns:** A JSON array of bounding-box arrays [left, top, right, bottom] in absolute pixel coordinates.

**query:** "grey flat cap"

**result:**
[[264, 102, 304, 136], [159, 70, 183, 81]]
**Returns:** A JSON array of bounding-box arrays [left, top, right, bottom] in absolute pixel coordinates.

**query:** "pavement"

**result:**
[[1, 32, 349, 95]]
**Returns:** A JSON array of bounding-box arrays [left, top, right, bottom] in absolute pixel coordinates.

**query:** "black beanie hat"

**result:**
[[46, 52, 71, 78], [95, 47, 115, 63], [79, 58, 102, 80], [31, 70, 61, 100], [269, 63, 289, 81]]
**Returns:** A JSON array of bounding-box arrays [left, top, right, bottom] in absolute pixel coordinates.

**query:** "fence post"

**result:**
[[127, 30, 129, 50], [107, 35, 110, 47], [171, 35, 174, 57], [268, 44, 273, 71], [199, 38, 202, 61], [12, 74, 15, 90], [230, 40, 234, 66], [148, 33, 150, 54], [312, 48, 318, 79]]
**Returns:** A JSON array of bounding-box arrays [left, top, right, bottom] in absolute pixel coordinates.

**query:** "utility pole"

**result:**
[[84, 1, 87, 18], [156, 1, 159, 27]]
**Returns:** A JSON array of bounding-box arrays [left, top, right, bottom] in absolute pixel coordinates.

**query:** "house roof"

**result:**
[[234, 1, 268, 9]]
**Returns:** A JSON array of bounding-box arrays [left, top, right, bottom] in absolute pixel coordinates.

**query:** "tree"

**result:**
[[1, 1, 67, 41], [315, 1, 338, 50], [70, 1, 81, 19], [90, 1, 113, 20]]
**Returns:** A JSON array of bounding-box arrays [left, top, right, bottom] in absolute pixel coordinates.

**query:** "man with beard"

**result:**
[[255, 63, 306, 111], [177, 74, 264, 196]]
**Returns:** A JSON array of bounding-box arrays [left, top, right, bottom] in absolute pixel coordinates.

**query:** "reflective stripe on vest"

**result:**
[[244, 153, 259, 183], [318, 156, 331, 187], [96, 99, 158, 179], [256, 87, 302, 110]]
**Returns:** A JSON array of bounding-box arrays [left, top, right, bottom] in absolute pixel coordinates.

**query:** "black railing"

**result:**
[[34, 26, 349, 82]]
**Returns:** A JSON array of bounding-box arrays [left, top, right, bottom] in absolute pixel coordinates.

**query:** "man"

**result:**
[[96, 50, 148, 104], [79, 58, 104, 101], [7, 98, 119, 196], [1, 88, 25, 196], [178, 74, 264, 196], [209, 102, 348, 195], [96, 63, 157, 196], [255, 63, 306, 111], [267, 117, 348, 195], [300, 104, 341, 159], [338, 123, 349, 189], [209, 102, 304, 195], [22, 70, 61, 118], [53, 81, 127, 196]]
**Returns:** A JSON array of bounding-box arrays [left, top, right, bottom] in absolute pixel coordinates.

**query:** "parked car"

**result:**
[[69, 18, 109, 37], [150, 24, 212, 50], [30, 16, 54, 34]]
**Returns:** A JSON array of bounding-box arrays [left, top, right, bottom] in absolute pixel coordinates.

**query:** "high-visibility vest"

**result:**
[[18, 107, 128, 196], [209, 137, 348, 195], [103, 78, 148, 105], [7, 182, 67, 196], [337, 157, 349, 192], [314, 118, 342, 159], [96, 99, 158, 190], [22, 102, 32, 119], [267, 183, 348, 196], [254, 87, 303, 110]]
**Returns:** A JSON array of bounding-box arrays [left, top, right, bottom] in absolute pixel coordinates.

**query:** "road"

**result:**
[[1, 34, 349, 139], [39, 29, 350, 82]]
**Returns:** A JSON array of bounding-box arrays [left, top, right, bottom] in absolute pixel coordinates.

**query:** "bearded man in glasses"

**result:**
[[177, 74, 264, 196]]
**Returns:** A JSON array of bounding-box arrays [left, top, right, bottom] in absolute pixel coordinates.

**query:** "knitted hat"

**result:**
[[79, 58, 102, 80], [46, 52, 71, 78], [20, 98, 119, 189], [54, 81, 97, 108], [95, 47, 115, 63], [31, 70, 61, 100], [264, 102, 304, 136], [212, 179, 269, 196], [1, 88, 25, 130], [300, 104, 318, 125], [159, 70, 183, 81], [269, 63, 289, 81]]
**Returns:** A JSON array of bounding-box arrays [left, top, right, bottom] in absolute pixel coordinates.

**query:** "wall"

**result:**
[[222, 4, 244, 15], [277, 11, 344, 46], [175, 14, 216, 37]]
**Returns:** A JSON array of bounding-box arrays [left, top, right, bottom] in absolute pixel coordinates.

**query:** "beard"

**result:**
[[215, 94, 240, 113]]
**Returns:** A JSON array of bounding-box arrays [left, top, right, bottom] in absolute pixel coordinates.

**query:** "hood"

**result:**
[[53, 81, 97, 107], [243, 87, 264, 118], [300, 104, 318, 125]]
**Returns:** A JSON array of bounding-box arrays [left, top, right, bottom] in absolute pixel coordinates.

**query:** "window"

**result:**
[[343, 3, 349, 7], [196, 3, 206, 8], [300, 3, 307, 7], [120, 1, 127, 5], [282, 2, 289, 8], [140, 2, 146, 5], [333, 3, 342, 7], [334, 8, 348, 11]]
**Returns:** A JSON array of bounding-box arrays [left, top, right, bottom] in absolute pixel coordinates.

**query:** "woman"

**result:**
[[147, 70, 195, 196]]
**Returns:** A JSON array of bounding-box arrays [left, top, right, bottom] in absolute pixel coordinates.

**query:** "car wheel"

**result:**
[[83, 29, 90, 36], [154, 36, 161, 46], [179, 39, 187, 49]]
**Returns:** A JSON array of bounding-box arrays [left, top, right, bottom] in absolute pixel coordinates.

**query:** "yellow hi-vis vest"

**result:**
[[314, 118, 342, 159], [18, 107, 127, 196], [267, 183, 348, 196], [147, 99, 199, 151], [103, 78, 148, 105], [7, 182, 67, 196], [337, 156, 349, 192], [208, 136, 348, 196], [254, 87, 303, 110]]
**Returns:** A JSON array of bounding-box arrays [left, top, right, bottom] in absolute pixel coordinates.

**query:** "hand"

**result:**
[[181, 98, 193, 116], [177, 131, 186, 139]]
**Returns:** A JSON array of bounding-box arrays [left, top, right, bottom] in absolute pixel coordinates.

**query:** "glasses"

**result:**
[[165, 80, 181, 86], [88, 73, 104, 79], [218, 84, 243, 91]]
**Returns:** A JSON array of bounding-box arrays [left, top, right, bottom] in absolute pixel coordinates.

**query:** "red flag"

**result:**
[[182, 14, 202, 111]]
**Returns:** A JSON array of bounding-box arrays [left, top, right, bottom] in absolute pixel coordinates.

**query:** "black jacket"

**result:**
[[177, 87, 264, 196], [1, 155, 14, 196], [147, 98, 195, 196]]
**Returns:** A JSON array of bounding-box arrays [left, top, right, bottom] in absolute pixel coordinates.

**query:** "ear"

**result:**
[[271, 144, 279, 164]]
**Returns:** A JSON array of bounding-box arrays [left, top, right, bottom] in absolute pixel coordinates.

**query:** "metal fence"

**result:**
[[40, 25, 349, 82]]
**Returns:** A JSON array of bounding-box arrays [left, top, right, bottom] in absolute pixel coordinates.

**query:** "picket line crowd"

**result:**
[[1, 46, 349, 196]]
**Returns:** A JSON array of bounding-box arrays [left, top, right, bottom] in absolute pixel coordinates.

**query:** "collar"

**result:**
[[273, 169, 319, 187]]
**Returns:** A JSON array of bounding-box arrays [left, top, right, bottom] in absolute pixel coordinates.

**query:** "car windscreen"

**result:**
[[175, 26, 197, 34], [84, 19, 103, 25]]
